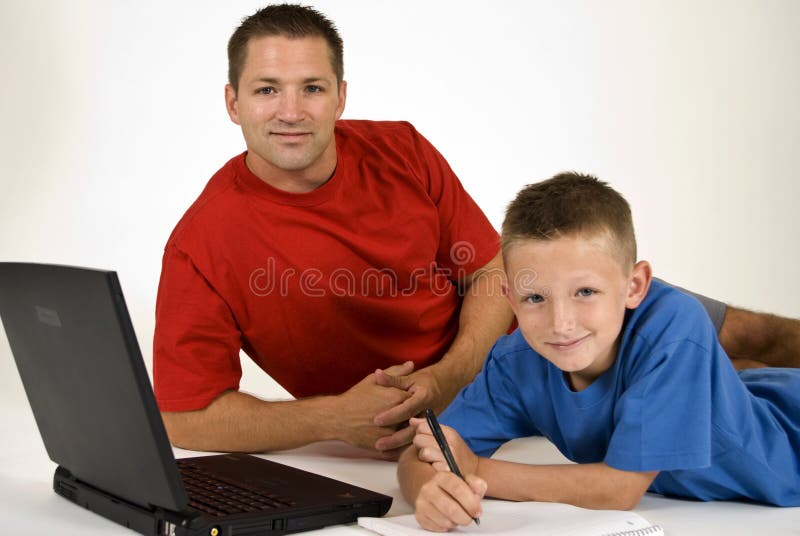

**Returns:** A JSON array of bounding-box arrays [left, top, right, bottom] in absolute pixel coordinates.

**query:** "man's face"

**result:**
[[225, 35, 346, 189]]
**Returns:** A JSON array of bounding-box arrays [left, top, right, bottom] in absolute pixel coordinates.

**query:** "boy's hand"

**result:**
[[414, 472, 486, 532], [410, 417, 479, 475]]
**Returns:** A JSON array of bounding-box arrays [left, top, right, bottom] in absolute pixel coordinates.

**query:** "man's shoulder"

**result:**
[[336, 119, 417, 134], [166, 152, 246, 248], [335, 119, 425, 148]]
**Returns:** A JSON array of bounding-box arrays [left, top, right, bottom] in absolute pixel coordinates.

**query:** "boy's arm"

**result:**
[[400, 419, 658, 531], [475, 458, 658, 510]]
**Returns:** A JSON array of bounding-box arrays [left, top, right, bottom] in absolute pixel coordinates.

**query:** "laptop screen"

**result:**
[[0, 263, 187, 512]]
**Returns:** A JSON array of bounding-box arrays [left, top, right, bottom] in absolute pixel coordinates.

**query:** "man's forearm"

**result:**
[[351, 253, 513, 452], [719, 306, 800, 368], [428, 253, 513, 409], [162, 390, 341, 453], [163, 363, 415, 454]]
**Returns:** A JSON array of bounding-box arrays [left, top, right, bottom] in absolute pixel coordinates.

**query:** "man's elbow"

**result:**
[[161, 410, 204, 450]]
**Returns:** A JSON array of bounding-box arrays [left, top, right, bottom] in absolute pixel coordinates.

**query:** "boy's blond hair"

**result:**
[[502, 172, 637, 269]]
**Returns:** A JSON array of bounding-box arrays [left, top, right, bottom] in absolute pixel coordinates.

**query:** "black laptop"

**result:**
[[0, 262, 392, 535]]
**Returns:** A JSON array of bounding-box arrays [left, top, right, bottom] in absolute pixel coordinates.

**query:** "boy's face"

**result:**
[[503, 234, 650, 391]]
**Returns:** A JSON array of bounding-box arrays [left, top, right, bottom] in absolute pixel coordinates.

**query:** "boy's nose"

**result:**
[[551, 301, 576, 334]]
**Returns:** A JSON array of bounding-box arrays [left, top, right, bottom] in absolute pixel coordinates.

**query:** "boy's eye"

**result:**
[[525, 294, 544, 304], [577, 288, 595, 297]]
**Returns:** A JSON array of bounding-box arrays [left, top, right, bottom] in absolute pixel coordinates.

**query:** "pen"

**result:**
[[423, 408, 480, 526]]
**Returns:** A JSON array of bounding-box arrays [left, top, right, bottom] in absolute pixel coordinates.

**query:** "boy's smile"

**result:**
[[503, 233, 651, 391]]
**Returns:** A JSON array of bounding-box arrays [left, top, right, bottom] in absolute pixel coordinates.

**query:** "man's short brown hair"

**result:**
[[501, 172, 637, 268], [227, 4, 344, 93]]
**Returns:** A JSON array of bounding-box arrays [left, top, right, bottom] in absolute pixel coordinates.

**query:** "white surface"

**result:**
[[0, 353, 797, 536], [359, 500, 661, 535]]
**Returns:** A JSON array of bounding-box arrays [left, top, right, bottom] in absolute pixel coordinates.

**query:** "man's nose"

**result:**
[[276, 91, 303, 122]]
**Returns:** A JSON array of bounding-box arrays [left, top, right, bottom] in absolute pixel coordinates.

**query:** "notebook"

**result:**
[[358, 499, 663, 536], [0, 262, 392, 535]]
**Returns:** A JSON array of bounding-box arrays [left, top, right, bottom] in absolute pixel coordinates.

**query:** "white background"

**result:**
[[1, 0, 799, 403]]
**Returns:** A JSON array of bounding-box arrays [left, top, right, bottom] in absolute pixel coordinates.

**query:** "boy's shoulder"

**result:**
[[625, 279, 716, 350], [484, 329, 548, 375], [491, 329, 539, 357]]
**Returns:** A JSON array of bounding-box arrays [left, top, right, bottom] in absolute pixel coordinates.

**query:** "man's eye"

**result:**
[[306, 85, 322, 93], [577, 288, 595, 297], [526, 294, 544, 304], [257, 87, 275, 95]]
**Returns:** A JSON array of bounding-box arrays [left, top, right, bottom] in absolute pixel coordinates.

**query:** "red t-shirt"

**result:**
[[153, 120, 499, 411]]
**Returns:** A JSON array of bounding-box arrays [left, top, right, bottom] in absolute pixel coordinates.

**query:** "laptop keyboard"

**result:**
[[178, 459, 296, 517]]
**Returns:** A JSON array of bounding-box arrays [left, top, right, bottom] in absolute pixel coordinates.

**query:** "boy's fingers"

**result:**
[[412, 430, 438, 452], [415, 510, 454, 533], [409, 416, 427, 429], [431, 460, 450, 472], [465, 473, 488, 498], [431, 472, 483, 524], [416, 444, 445, 464]]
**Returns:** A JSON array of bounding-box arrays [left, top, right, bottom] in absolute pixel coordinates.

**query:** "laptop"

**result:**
[[0, 262, 392, 535]]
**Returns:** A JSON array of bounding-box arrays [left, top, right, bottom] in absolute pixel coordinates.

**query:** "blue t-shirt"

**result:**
[[440, 280, 800, 506]]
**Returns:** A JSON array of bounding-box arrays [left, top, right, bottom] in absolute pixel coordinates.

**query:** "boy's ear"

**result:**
[[501, 282, 518, 313], [625, 260, 652, 309]]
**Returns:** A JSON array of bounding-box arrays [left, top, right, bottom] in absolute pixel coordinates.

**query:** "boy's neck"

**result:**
[[565, 339, 621, 392]]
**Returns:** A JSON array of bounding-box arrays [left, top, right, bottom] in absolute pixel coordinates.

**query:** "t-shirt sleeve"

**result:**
[[153, 244, 243, 412], [406, 126, 500, 278], [655, 278, 727, 334], [605, 308, 714, 472], [440, 341, 542, 457]]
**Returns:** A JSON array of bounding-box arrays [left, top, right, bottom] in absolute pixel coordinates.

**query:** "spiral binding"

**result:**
[[601, 524, 663, 536]]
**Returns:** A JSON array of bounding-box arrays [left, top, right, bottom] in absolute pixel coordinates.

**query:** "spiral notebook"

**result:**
[[358, 499, 664, 536]]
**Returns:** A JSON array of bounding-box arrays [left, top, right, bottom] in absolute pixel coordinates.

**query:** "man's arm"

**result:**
[[373, 251, 515, 451], [719, 306, 800, 368], [162, 361, 414, 455], [665, 279, 800, 369]]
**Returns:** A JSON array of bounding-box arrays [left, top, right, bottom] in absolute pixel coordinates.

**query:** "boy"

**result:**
[[397, 173, 800, 532]]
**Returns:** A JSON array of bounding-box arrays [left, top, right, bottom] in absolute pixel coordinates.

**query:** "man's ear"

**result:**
[[625, 260, 652, 309], [335, 80, 347, 120], [225, 84, 240, 125]]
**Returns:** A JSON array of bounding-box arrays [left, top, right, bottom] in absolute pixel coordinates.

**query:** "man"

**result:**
[[154, 4, 798, 459]]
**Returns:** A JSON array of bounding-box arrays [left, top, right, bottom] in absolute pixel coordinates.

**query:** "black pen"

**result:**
[[424, 408, 480, 525]]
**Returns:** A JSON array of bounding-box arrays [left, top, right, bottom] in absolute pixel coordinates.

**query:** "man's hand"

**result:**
[[334, 361, 416, 456], [371, 365, 448, 452]]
